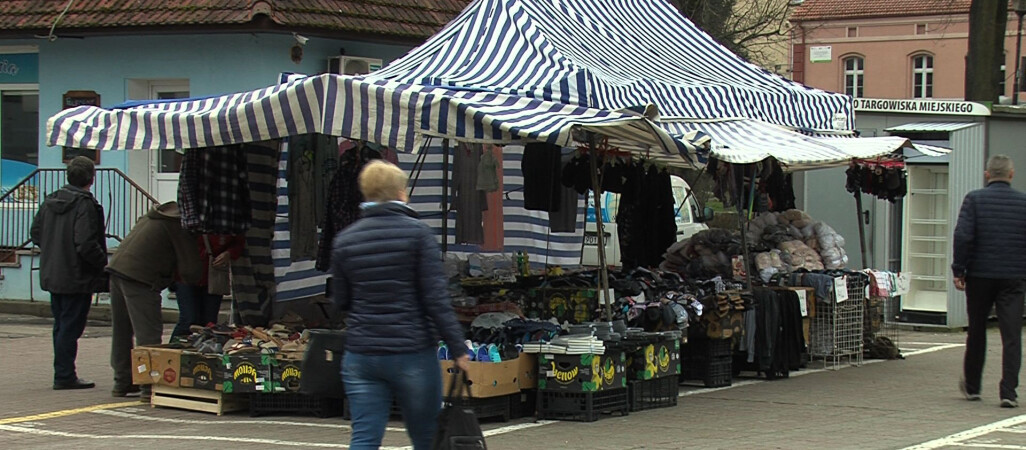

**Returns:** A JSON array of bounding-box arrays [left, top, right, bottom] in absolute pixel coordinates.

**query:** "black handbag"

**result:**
[[432, 370, 487, 450], [299, 329, 346, 399]]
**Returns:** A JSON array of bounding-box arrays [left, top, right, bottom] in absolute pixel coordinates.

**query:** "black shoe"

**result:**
[[1002, 398, 1019, 408], [139, 387, 152, 403], [53, 378, 96, 390], [112, 385, 142, 397]]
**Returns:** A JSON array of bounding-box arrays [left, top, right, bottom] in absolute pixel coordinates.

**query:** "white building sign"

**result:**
[[853, 98, 991, 116], [809, 46, 832, 63]]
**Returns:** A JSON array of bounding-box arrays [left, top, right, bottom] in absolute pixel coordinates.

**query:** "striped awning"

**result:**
[[369, 0, 854, 132], [47, 74, 696, 165], [884, 122, 980, 133], [659, 119, 910, 170]]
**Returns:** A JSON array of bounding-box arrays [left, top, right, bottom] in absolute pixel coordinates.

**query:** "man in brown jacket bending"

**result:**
[[106, 201, 201, 399]]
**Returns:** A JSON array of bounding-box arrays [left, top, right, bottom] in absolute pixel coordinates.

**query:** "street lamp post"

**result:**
[[1014, 0, 1026, 105]]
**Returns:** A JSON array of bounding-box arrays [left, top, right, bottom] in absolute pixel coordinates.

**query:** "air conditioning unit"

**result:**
[[327, 56, 383, 75]]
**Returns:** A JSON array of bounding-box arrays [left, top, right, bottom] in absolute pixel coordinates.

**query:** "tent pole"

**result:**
[[738, 164, 754, 290], [854, 189, 868, 269], [441, 139, 450, 256], [588, 135, 613, 321]]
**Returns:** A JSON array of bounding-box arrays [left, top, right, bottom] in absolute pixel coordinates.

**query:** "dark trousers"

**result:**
[[50, 293, 92, 384], [110, 276, 164, 390], [171, 283, 223, 339], [964, 277, 1026, 400]]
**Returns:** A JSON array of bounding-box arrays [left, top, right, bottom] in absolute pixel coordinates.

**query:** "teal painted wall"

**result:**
[[36, 33, 411, 171]]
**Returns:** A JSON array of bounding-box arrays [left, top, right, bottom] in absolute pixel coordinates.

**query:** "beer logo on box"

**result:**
[[163, 367, 177, 384], [658, 346, 670, 372], [550, 362, 578, 384], [234, 362, 258, 383], [192, 362, 213, 383], [602, 358, 616, 385], [282, 365, 301, 390]]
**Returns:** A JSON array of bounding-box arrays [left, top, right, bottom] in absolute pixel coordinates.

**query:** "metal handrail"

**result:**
[[0, 167, 159, 264]]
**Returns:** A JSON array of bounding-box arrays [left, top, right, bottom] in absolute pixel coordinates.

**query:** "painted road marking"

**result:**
[[0, 424, 359, 448], [0, 402, 139, 425], [902, 414, 1026, 449], [92, 408, 408, 432]]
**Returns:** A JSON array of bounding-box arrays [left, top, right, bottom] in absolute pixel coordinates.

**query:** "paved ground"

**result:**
[[3, 313, 1026, 449]]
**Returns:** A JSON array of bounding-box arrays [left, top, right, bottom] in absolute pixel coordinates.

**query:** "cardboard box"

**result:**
[[516, 354, 538, 389], [270, 357, 304, 393], [703, 310, 743, 339], [538, 350, 626, 392], [179, 352, 224, 391], [441, 358, 521, 398], [221, 354, 274, 394], [626, 339, 681, 380], [131, 346, 183, 387]]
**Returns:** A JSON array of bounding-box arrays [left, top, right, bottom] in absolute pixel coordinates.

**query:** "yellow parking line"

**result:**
[[0, 402, 139, 425]]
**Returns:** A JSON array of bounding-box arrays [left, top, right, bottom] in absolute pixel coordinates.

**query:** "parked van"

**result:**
[[582, 175, 709, 267]]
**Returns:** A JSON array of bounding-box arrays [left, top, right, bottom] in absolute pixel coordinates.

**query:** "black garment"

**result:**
[[50, 293, 91, 384], [521, 143, 563, 211], [331, 202, 470, 357], [288, 134, 336, 261], [617, 164, 677, 268], [550, 154, 580, 233], [964, 277, 1025, 400], [454, 143, 485, 244], [763, 162, 796, 212], [953, 181, 1026, 279], [316, 147, 379, 272], [561, 154, 591, 194], [30, 185, 108, 294]]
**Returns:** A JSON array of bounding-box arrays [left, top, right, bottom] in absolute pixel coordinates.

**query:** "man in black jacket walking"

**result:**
[[953, 154, 1026, 408], [30, 156, 108, 390]]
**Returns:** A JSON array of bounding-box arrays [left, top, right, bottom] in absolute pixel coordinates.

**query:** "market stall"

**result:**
[[46, 0, 926, 423]]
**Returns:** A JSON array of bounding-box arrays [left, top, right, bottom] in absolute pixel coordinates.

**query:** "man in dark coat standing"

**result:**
[[30, 156, 108, 390], [953, 154, 1026, 408]]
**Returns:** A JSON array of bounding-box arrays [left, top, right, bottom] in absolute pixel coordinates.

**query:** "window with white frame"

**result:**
[[912, 55, 933, 98], [843, 56, 865, 98]]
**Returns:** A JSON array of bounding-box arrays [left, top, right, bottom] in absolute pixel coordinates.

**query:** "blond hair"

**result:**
[[987, 154, 1015, 180], [358, 159, 408, 202]]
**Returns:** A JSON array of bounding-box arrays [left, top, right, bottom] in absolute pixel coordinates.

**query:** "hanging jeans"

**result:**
[[50, 293, 92, 385], [342, 349, 442, 450], [171, 283, 223, 339], [964, 277, 1026, 400]]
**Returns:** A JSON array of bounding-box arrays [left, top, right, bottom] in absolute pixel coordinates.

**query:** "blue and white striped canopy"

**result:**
[[370, 0, 854, 132], [47, 74, 694, 165]]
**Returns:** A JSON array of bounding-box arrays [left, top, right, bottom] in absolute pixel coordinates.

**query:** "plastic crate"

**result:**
[[628, 377, 679, 412], [537, 388, 629, 422], [685, 338, 734, 359], [510, 390, 537, 419], [444, 394, 512, 422], [249, 393, 344, 418], [681, 356, 732, 388]]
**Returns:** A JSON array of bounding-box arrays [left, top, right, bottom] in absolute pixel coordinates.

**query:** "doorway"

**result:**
[[126, 79, 189, 203]]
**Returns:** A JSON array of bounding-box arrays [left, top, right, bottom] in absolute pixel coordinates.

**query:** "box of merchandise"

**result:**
[[538, 349, 626, 392], [267, 356, 304, 393], [179, 352, 225, 391], [626, 338, 681, 381], [131, 346, 183, 387], [221, 353, 274, 394], [517, 354, 538, 389], [440, 358, 521, 398]]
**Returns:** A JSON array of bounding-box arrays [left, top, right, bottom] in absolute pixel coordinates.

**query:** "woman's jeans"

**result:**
[[342, 349, 442, 450], [171, 283, 223, 338]]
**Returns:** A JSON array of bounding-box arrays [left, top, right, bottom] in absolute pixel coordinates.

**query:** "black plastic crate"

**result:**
[[249, 393, 344, 418], [510, 390, 537, 419], [681, 356, 732, 388], [444, 394, 512, 422], [684, 338, 734, 359], [628, 377, 679, 412], [537, 388, 629, 422]]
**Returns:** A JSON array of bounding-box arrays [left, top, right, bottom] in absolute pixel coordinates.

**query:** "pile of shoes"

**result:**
[[661, 229, 741, 279], [182, 324, 309, 357]]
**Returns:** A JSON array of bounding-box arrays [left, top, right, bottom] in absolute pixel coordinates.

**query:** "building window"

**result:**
[[847, 27, 858, 38], [844, 56, 865, 98], [912, 55, 933, 98], [1000, 64, 1007, 97], [0, 90, 39, 193], [916, 24, 927, 35]]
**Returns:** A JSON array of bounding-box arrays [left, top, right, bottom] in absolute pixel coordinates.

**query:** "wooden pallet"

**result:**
[[151, 385, 248, 416]]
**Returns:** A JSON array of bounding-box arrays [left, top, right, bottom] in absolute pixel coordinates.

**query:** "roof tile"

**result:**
[[791, 0, 974, 21]]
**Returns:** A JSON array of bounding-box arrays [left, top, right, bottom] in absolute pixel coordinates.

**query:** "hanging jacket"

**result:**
[[30, 185, 108, 294]]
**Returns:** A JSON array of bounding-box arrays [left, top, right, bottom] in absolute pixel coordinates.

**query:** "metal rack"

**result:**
[[810, 274, 866, 369]]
